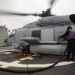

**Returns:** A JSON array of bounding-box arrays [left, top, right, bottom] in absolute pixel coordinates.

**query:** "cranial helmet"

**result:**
[[67, 25, 72, 30]]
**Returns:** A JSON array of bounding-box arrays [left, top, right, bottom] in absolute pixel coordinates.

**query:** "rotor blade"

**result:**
[[50, 0, 57, 8], [0, 10, 37, 16], [51, 0, 55, 6]]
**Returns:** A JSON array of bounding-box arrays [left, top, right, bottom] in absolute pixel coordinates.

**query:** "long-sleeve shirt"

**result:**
[[60, 30, 75, 40], [60, 30, 69, 39]]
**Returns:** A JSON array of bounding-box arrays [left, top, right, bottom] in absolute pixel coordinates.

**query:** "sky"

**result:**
[[0, 0, 75, 30]]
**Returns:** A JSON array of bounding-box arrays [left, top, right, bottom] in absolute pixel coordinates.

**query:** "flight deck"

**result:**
[[0, 46, 75, 75]]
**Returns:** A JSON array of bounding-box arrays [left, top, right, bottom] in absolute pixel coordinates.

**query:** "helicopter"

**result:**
[[1, 0, 75, 55]]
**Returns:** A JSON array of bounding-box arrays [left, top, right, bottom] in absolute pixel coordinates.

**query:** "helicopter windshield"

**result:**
[[9, 30, 16, 37]]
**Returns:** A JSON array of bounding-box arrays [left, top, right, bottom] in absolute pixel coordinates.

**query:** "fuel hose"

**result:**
[[0, 49, 67, 74]]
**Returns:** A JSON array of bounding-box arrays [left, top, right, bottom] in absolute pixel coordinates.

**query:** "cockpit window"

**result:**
[[9, 30, 15, 37]]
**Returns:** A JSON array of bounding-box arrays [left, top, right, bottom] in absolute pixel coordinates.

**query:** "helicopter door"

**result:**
[[41, 28, 54, 41], [14, 28, 28, 44]]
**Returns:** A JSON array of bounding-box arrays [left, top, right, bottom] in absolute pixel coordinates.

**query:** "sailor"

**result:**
[[18, 40, 30, 55], [59, 25, 75, 61]]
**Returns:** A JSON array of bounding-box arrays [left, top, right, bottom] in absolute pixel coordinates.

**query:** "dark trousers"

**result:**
[[67, 39, 75, 59], [22, 45, 30, 54]]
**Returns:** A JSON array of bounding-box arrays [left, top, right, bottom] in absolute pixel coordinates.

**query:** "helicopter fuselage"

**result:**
[[7, 14, 75, 54]]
